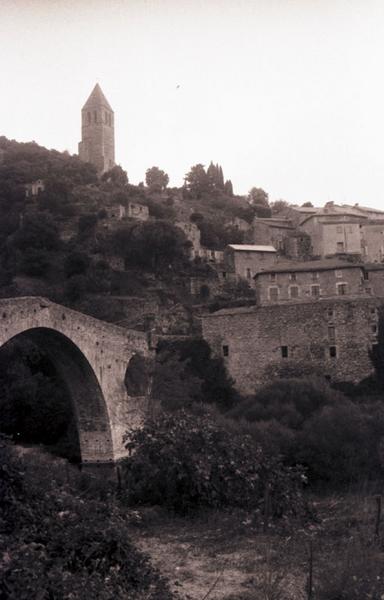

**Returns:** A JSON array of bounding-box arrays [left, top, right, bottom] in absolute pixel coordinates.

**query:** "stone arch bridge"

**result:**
[[0, 297, 151, 465]]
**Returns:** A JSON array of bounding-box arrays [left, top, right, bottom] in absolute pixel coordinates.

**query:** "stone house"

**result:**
[[360, 221, 384, 262], [25, 179, 45, 198], [362, 264, 384, 296], [250, 217, 294, 251], [175, 221, 201, 257], [195, 248, 225, 263], [300, 210, 362, 257], [106, 204, 126, 220], [253, 259, 367, 305], [201, 297, 380, 395], [224, 244, 277, 282], [127, 202, 149, 221]]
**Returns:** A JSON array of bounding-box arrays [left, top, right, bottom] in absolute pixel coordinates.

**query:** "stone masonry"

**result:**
[[0, 297, 150, 464], [202, 297, 381, 395], [78, 83, 115, 174]]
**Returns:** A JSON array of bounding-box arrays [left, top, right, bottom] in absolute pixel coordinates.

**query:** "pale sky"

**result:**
[[1, 0, 384, 208]]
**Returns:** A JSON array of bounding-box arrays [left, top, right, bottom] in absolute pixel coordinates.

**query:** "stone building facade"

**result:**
[[201, 297, 380, 395], [78, 83, 115, 174], [300, 212, 362, 257], [25, 179, 45, 197], [224, 244, 277, 282], [253, 260, 367, 304]]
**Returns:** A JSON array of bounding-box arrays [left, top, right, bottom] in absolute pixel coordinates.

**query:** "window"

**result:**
[[222, 345, 229, 357], [363, 271, 369, 280], [336, 242, 344, 252], [311, 271, 319, 281], [337, 283, 348, 296], [281, 346, 288, 358], [335, 270, 343, 278], [327, 308, 334, 318], [222, 271, 227, 279], [336, 225, 343, 233], [311, 284, 320, 297], [289, 273, 297, 281], [246, 268, 252, 279], [365, 287, 372, 295], [329, 346, 337, 358], [94, 111, 97, 123], [328, 326, 335, 342], [87, 111, 91, 124], [372, 324, 378, 334], [269, 287, 279, 301], [289, 285, 299, 298], [270, 273, 276, 282]]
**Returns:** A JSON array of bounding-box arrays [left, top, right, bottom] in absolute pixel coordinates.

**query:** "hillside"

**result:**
[[0, 137, 258, 334]]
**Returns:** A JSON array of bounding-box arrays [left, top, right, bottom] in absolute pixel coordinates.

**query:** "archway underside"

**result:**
[[0, 327, 115, 464]]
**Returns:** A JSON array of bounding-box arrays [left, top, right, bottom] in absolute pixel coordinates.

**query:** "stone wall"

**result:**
[[201, 297, 381, 395], [255, 265, 365, 304]]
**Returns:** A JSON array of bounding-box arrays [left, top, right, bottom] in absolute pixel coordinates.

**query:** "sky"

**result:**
[[1, 0, 384, 209]]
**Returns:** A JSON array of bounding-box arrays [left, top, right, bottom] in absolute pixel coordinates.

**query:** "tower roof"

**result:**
[[82, 83, 113, 112]]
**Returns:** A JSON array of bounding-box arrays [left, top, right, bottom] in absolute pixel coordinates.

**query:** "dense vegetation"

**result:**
[[0, 438, 174, 600]]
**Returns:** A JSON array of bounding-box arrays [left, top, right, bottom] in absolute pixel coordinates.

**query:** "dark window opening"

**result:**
[[363, 271, 369, 280], [337, 283, 348, 296], [87, 111, 91, 124], [281, 345, 288, 358], [329, 346, 337, 358], [328, 326, 335, 341], [222, 345, 229, 357]]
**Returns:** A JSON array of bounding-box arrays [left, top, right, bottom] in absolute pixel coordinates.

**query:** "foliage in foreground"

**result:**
[[0, 438, 174, 600], [122, 410, 307, 516]]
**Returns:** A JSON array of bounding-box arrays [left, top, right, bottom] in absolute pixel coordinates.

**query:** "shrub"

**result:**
[[0, 440, 174, 600], [122, 410, 306, 516], [153, 339, 239, 411]]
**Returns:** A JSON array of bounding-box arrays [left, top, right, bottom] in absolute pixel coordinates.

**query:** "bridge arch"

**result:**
[[0, 297, 151, 464], [0, 327, 114, 463]]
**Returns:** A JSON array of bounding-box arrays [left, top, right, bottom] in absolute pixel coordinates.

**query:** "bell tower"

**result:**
[[78, 83, 115, 174]]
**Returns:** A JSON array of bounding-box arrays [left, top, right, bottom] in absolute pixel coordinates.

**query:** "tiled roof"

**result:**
[[254, 259, 363, 276]]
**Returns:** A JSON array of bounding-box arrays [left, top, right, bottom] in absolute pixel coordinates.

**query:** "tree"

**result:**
[[101, 165, 128, 186], [224, 180, 233, 196], [184, 164, 210, 198], [270, 199, 289, 213], [302, 201, 314, 207], [110, 220, 190, 270], [12, 213, 61, 252], [207, 162, 224, 191], [145, 166, 169, 192], [248, 187, 269, 207]]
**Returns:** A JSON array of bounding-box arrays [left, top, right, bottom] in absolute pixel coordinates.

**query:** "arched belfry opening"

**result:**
[[0, 327, 114, 465]]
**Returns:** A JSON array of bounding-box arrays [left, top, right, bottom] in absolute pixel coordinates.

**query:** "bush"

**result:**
[[297, 400, 384, 484], [229, 378, 384, 485], [121, 410, 306, 516], [0, 440, 174, 600]]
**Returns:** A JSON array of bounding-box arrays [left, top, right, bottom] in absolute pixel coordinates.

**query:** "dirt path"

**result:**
[[130, 511, 306, 600]]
